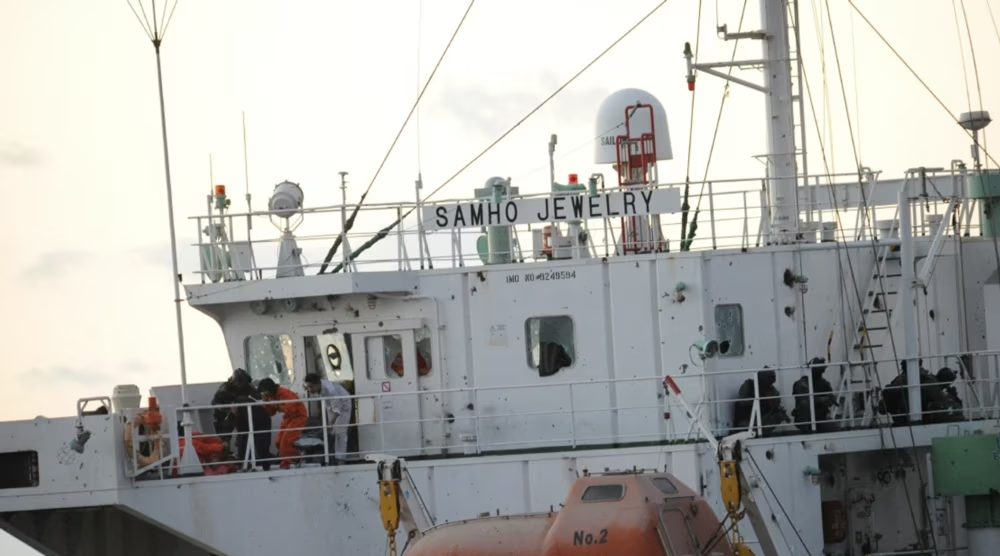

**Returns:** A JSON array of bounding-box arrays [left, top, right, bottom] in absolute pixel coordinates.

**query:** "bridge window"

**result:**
[[245, 333, 295, 385], [581, 484, 625, 502], [651, 477, 678, 494], [526, 316, 575, 377], [378, 328, 433, 379], [713, 304, 745, 357]]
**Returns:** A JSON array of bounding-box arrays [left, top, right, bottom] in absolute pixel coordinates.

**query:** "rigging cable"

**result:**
[[317, 0, 477, 274], [848, 0, 998, 168], [327, 0, 674, 272], [679, 0, 704, 248], [987, 0, 1000, 50], [682, 0, 750, 250], [822, 1, 936, 550], [951, 0, 974, 114]]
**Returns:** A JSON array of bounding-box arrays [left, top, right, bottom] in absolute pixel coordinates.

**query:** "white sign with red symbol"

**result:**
[[381, 381, 392, 393]]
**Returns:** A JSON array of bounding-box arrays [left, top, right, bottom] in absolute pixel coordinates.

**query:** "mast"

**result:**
[[760, 0, 799, 243], [685, 0, 800, 243], [128, 0, 204, 476]]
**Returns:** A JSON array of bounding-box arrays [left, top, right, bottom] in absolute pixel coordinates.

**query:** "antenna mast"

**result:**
[[128, 0, 203, 475], [684, 0, 800, 243]]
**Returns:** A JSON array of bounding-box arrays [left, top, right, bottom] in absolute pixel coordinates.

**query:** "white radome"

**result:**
[[594, 88, 673, 165]]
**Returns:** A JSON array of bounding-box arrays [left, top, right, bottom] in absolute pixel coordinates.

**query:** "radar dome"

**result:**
[[594, 88, 673, 165]]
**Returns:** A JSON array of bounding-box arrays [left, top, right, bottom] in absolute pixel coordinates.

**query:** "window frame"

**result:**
[[243, 332, 296, 385], [580, 484, 626, 502], [524, 315, 577, 375], [713, 303, 745, 358]]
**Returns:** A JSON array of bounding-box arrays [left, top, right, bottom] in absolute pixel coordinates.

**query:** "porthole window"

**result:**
[[651, 477, 678, 494]]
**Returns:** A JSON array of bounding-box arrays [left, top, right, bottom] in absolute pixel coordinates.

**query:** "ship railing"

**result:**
[[126, 348, 1000, 480], [186, 169, 980, 283]]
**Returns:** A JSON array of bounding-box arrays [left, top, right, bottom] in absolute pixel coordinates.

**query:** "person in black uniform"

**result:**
[[733, 367, 789, 436], [212, 368, 260, 437], [791, 357, 838, 433], [214, 390, 274, 471]]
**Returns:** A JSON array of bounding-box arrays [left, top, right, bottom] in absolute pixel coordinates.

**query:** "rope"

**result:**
[[318, 0, 477, 274]]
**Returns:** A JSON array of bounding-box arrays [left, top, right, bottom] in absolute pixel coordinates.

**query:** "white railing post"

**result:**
[[321, 398, 330, 466], [568, 383, 576, 448]]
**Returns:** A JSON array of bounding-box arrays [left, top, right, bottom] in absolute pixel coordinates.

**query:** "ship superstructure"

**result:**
[[3, 1, 1000, 556]]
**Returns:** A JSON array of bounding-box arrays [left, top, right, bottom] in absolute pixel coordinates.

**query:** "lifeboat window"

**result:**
[[525, 316, 575, 377], [651, 477, 678, 494], [581, 484, 625, 502], [713, 304, 745, 357], [245, 333, 295, 385]]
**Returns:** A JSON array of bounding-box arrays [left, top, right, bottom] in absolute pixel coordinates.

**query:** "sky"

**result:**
[[1, 0, 998, 553]]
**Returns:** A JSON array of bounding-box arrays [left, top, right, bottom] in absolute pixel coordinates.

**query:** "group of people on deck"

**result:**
[[209, 369, 352, 470], [732, 357, 964, 436]]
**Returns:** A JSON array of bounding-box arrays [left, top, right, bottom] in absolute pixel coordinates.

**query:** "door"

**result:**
[[659, 506, 700, 556], [352, 330, 424, 455]]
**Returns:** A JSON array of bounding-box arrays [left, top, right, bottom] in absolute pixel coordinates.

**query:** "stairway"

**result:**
[[837, 237, 904, 427]]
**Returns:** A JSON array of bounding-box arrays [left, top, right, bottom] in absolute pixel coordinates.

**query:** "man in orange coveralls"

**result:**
[[257, 378, 307, 469]]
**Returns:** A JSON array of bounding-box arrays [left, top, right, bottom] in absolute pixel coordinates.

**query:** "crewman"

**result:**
[[257, 378, 308, 470], [304, 372, 352, 463], [791, 357, 838, 434], [733, 367, 788, 436]]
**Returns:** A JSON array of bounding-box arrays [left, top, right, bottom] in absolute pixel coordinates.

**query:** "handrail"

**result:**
[[124, 348, 1000, 480]]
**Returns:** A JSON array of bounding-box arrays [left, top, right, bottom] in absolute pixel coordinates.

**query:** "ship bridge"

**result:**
[[6, 88, 1000, 555]]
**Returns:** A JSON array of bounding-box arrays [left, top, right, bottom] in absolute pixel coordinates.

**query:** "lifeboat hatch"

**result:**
[[659, 505, 700, 556]]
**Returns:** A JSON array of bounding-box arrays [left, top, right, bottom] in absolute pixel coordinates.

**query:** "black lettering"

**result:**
[[553, 196, 565, 220], [536, 199, 550, 221], [605, 193, 620, 216], [599, 529, 608, 544], [570, 196, 584, 218], [505, 201, 518, 223], [525, 273, 534, 282], [506, 274, 519, 284], [470, 204, 484, 226], [435, 206, 448, 228], [454, 206, 466, 227], [585, 533, 594, 545], [487, 202, 501, 225], [588, 196, 603, 218], [623, 191, 636, 215], [573, 531, 584, 546], [641, 190, 654, 213]]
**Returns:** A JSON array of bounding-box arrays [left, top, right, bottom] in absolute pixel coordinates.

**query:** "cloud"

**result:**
[[0, 142, 43, 167], [429, 71, 609, 139], [120, 359, 152, 374], [19, 366, 113, 389], [18, 250, 94, 282]]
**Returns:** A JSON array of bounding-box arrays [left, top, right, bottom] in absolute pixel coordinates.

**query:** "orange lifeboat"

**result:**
[[404, 471, 734, 556]]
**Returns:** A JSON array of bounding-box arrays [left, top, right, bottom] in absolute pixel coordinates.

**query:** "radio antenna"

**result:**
[[126, 0, 203, 475], [242, 111, 259, 278]]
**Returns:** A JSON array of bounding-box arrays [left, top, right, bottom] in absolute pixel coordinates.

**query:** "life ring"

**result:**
[[122, 411, 162, 470]]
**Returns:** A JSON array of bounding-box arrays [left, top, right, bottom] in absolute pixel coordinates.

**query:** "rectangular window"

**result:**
[[713, 304, 745, 357], [0, 451, 39, 489], [244, 334, 295, 385], [305, 333, 355, 382], [581, 484, 625, 502], [525, 316, 575, 377]]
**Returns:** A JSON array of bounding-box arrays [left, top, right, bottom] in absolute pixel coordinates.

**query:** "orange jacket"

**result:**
[[265, 386, 307, 422]]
